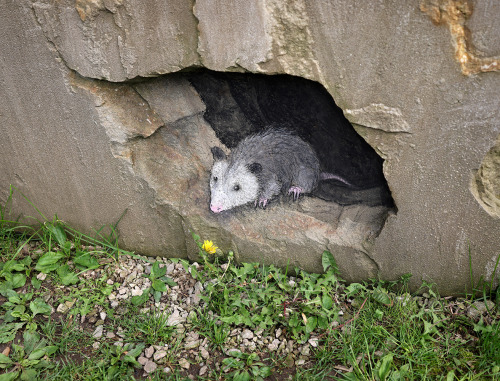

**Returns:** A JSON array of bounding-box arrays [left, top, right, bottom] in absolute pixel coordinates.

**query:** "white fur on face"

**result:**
[[210, 161, 259, 211]]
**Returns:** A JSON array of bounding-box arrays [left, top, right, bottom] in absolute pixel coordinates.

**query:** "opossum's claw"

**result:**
[[256, 198, 268, 209], [288, 186, 303, 201]]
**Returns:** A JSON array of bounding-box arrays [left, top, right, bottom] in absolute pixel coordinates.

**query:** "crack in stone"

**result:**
[[421, 0, 500, 75], [75, 0, 107, 22], [30, 2, 73, 74], [191, 0, 204, 67], [359, 251, 380, 275]]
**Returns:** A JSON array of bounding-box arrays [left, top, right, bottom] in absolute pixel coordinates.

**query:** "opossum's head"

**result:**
[[209, 147, 261, 213]]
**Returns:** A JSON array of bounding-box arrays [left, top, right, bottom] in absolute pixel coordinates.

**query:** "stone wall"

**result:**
[[1, 0, 499, 293]]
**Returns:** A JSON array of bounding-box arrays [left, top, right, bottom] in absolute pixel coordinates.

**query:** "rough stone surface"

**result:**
[[143, 360, 157, 374], [92, 325, 103, 339], [1, 0, 499, 294], [32, 0, 200, 81]]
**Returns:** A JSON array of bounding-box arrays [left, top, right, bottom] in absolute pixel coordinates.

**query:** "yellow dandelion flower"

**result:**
[[202, 240, 218, 254]]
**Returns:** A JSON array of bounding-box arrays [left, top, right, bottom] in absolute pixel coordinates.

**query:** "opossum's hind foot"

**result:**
[[254, 198, 269, 209], [288, 186, 303, 201]]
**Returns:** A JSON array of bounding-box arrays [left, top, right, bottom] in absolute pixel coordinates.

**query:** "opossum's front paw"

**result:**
[[254, 198, 269, 209], [288, 186, 303, 200]]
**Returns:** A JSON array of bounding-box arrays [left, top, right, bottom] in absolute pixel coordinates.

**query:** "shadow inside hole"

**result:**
[[186, 70, 394, 208]]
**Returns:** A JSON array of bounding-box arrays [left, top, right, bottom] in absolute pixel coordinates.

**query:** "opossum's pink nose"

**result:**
[[210, 204, 223, 213]]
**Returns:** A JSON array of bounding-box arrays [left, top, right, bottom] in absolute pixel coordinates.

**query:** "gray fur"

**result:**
[[209, 129, 349, 213]]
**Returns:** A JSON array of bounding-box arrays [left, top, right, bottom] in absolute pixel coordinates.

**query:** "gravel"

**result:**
[[70, 254, 315, 377]]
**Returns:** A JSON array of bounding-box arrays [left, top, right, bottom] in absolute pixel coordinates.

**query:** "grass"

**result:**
[[191, 313, 231, 350], [0, 187, 499, 380]]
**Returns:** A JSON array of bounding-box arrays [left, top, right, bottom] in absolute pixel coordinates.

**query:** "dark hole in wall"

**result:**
[[186, 70, 394, 208]]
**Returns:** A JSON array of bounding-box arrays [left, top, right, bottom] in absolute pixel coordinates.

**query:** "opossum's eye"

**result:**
[[233, 184, 240, 191], [213, 176, 218, 182]]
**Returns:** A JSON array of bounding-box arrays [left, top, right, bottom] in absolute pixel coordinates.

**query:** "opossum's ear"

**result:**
[[211, 147, 226, 161], [247, 162, 262, 174]]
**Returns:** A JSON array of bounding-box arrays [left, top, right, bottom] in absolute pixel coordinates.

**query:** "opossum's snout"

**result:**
[[209, 160, 230, 213], [210, 203, 224, 214]]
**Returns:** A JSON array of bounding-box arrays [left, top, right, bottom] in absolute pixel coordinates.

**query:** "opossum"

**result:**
[[209, 129, 351, 213]]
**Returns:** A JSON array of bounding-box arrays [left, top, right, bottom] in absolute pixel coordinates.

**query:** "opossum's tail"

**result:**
[[320, 172, 352, 186]]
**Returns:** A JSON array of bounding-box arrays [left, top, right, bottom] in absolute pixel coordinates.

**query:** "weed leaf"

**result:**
[[377, 353, 393, 381], [60, 272, 79, 286], [0, 371, 19, 381], [372, 289, 392, 306], [2, 261, 25, 273], [374, 309, 384, 320], [73, 252, 99, 270], [122, 355, 141, 367], [46, 222, 67, 246], [257, 366, 272, 377], [0, 281, 14, 296], [321, 294, 333, 310], [423, 321, 438, 336], [153, 290, 162, 302], [233, 370, 251, 381], [126, 343, 145, 358], [131, 288, 151, 306], [29, 299, 52, 316], [152, 279, 167, 293], [7, 290, 23, 304], [101, 285, 113, 296], [107, 365, 119, 378], [23, 331, 42, 354], [56, 265, 79, 285], [30, 278, 42, 290], [21, 368, 38, 380], [161, 276, 177, 287], [10, 273, 26, 289], [321, 251, 338, 272], [151, 261, 167, 278], [35, 251, 65, 273], [28, 345, 57, 360], [0, 353, 14, 367], [1, 322, 26, 343], [345, 283, 366, 296], [20, 256, 32, 266], [0, 323, 25, 344], [306, 316, 317, 333]]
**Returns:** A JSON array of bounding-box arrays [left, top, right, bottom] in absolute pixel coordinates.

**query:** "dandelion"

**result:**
[[202, 240, 218, 255]]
